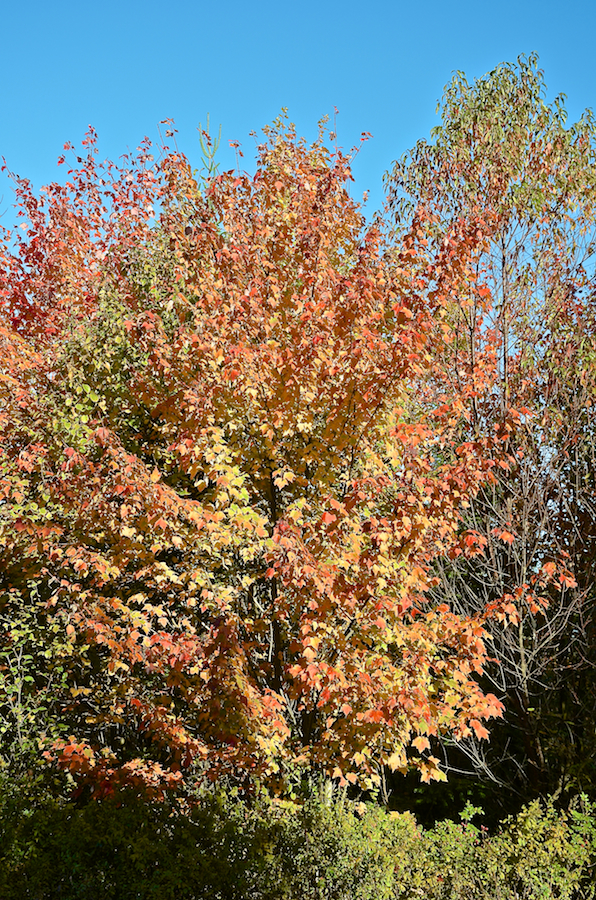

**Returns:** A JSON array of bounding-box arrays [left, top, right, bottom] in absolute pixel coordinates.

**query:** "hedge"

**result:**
[[1, 777, 594, 899]]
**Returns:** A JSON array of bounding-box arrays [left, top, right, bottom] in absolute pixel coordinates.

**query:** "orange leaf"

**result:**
[[470, 719, 489, 741], [412, 735, 430, 753]]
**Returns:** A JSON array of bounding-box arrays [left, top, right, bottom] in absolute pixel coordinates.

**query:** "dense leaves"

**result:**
[[0, 116, 510, 797], [1, 779, 595, 900], [1, 59, 595, 829]]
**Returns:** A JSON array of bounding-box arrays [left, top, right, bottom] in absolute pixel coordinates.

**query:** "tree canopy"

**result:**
[[0, 115, 514, 798], [386, 53, 596, 806], [1, 58, 594, 811]]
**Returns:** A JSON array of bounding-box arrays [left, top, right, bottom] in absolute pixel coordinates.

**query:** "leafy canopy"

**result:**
[[0, 115, 506, 797]]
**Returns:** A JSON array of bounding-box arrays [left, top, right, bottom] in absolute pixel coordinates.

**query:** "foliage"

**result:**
[[2, 53, 595, 839], [0, 779, 594, 899], [0, 115, 510, 796], [385, 52, 596, 807]]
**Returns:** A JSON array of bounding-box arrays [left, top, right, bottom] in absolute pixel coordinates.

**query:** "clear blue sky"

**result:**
[[2, 0, 596, 220]]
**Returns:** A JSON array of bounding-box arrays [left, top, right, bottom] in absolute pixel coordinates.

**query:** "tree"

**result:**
[[0, 116, 506, 799], [385, 54, 596, 807]]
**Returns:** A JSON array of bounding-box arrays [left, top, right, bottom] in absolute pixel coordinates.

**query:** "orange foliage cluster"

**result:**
[[0, 120, 517, 797]]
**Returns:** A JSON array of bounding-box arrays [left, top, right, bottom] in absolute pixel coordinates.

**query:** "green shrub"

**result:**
[[270, 796, 418, 900], [0, 773, 594, 900], [0, 782, 282, 900], [394, 797, 596, 900], [484, 798, 596, 900]]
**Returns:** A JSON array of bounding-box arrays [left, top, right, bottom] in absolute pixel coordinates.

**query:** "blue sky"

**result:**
[[2, 0, 596, 220]]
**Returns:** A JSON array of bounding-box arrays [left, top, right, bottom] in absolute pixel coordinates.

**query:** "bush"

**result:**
[[0, 774, 594, 900], [399, 798, 596, 900]]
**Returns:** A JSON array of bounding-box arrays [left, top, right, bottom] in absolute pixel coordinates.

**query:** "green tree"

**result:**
[[385, 53, 596, 810]]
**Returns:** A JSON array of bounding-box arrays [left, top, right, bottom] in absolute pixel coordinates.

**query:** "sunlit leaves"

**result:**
[[0, 116, 506, 798]]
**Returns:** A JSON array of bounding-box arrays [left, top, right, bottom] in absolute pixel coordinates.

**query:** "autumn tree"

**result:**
[[0, 116, 507, 799], [385, 54, 596, 806]]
